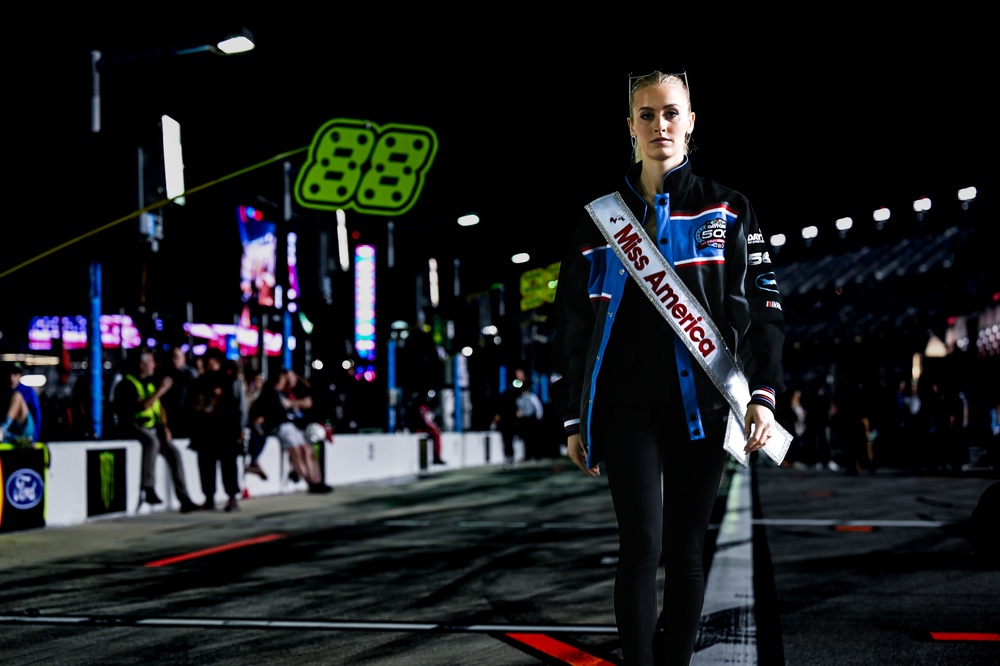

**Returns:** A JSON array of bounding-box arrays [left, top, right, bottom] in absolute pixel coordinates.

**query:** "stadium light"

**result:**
[[958, 186, 977, 210], [91, 28, 256, 133], [835, 217, 853, 232]]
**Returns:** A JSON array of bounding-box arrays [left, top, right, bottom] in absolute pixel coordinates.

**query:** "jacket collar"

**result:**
[[623, 154, 695, 210]]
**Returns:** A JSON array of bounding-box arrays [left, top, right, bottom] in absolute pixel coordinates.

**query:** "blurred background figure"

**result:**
[[515, 376, 544, 461], [113, 348, 198, 512], [160, 346, 199, 441], [405, 391, 445, 465], [831, 387, 876, 476], [1, 361, 40, 445], [988, 399, 1000, 471], [804, 382, 837, 471], [492, 369, 525, 467], [244, 370, 269, 480], [779, 386, 810, 469], [189, 348, 247, 512], [249, 369, 332, 494]]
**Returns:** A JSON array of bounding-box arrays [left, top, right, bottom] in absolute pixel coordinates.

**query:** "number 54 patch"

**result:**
[[295, 118, 438, 217]]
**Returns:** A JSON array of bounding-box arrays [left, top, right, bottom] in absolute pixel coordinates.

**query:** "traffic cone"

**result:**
[[242, 486, 251, 500]]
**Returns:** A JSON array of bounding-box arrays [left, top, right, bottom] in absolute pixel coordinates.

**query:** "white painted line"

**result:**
[[0, 615, 89, 625], [694, 464, 757, 665], [0, 614, 618, 634], [754, 519, 948, 528]]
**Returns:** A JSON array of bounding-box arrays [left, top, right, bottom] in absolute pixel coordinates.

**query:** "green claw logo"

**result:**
[[295, 119, 438, 216], [100, 450, 115, 510]]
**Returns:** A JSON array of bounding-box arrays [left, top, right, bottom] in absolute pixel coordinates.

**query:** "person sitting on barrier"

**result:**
[[113, 348, 199, 512], [243, 370, 269, 480], [249, 369, 332, 494], [1, 361, 38, 445]]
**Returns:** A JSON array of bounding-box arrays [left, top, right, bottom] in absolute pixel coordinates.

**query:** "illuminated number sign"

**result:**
[[519, 262, 561, 312], [295, 118, 438, 217]]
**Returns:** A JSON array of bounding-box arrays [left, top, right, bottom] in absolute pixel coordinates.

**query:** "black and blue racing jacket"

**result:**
[[553, 156, 786, 467]]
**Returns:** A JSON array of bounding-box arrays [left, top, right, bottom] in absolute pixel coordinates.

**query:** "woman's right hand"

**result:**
[[567, 433, 600, 477]]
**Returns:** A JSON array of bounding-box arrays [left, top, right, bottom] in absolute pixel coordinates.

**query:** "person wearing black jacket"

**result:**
[[552, 71, 786, 665], [189, 348, 247, 512]]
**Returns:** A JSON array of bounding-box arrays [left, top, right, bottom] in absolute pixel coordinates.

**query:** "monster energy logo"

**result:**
[[99, 451, 115, 511]]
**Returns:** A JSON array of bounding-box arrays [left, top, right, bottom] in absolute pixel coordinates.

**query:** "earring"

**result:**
[[630, 135, 637, 148]]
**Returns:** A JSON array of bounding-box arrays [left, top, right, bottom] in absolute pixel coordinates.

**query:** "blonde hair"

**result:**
[[628, 71, 693, 163]]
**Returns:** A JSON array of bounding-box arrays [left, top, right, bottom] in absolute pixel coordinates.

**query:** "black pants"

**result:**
[[595, 403, 728, 666], [500, 429, 516, 460], [197, 445, 241, 504]]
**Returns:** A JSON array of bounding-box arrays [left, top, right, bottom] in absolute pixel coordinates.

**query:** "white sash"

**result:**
[[586, 192, 790, 467]]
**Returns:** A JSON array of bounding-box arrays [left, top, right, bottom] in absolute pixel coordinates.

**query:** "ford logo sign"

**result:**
[[6, 468, 44, 510]]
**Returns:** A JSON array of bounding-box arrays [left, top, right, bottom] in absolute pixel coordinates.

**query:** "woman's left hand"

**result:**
[[744, 403, 775, 453], [567, 433, 600, 477]]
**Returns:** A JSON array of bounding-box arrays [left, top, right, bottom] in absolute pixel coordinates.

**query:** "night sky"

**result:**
[[6, 14, 993, 363]]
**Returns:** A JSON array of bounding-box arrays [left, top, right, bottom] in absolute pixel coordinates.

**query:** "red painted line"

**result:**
[[929, 631, 1000, 642], [835, 525, 874, 532], [145, 533, 288, 567], [506, 633, 615, 665]]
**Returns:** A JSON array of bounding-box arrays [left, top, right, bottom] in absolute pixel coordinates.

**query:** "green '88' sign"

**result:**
[[294, 118, 438, 217]]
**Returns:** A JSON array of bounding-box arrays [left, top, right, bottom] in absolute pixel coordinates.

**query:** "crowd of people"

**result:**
[[776, 373, 997, 476], [103, 346, 334, 514]]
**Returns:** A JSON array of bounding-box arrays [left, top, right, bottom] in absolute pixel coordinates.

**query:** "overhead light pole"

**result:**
[[90, 28, 255, 134], [84, 28, 255, 440]]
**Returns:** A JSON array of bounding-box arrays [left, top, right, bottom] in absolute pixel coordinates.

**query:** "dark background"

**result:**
[[4, 13, 994, 434]]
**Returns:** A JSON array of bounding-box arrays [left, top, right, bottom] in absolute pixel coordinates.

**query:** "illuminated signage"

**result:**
[[295, 119, 438, 217], [519, 262, 561, 312], [354, 244, 376, 381], [237, 205, 277, 308], [183, 322, 283, 357], [28, 315, 142, 351]]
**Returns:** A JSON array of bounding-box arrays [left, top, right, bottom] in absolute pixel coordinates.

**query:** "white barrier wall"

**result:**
[[37, 431, 506, 529]]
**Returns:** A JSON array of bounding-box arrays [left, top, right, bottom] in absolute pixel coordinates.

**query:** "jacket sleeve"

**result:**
[[733, 199, 786, 413], [551, 218, 596, 437]]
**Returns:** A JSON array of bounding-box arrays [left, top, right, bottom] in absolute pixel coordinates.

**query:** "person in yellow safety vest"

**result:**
[[113, 348, 198, 513]]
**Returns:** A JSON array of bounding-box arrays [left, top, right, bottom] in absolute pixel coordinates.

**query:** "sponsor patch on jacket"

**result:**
[[747, 231, 765, 244], [755, 272, 779, 293], [766, 300, 782, 310], [695, 218, 727, 250], [748, 251, 772, 266]]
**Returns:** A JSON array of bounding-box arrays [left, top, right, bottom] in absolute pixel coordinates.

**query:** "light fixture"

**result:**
[[174, 28, 256, 56], [216, 28, 256, 55]]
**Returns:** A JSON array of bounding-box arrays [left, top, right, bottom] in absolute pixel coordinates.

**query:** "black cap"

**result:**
[[1, 360, 25, 375]]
